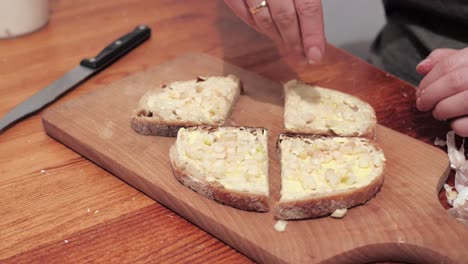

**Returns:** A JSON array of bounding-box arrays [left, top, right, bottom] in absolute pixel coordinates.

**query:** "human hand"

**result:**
[[416, 48, 468, 136], [224, 0, 326, 63]]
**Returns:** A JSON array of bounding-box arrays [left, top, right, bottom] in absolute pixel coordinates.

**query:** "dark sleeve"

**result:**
[[368, 0, 468, 85]]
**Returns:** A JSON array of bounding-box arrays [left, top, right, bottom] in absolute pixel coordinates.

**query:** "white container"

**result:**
[[0, 0, 49, 39]]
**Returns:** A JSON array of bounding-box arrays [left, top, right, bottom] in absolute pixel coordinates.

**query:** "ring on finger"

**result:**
[[249, 0, 268, 15]]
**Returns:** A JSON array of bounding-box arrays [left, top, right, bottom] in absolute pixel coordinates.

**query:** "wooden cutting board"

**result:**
[[42, 53, 468, 263]]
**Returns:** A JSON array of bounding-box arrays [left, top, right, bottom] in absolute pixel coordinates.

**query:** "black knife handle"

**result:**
[[80, 25, 151, 70]]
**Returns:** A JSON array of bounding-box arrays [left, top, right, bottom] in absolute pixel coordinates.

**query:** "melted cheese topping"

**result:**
[[284, 80, 375, 136], [145, 76, 239, 124], [279, 135, 385, 201], [176, 127, 269, 194]]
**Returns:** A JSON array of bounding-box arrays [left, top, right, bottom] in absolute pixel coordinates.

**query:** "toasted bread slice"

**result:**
[[131, 75, 241, 137], [284, 80, 376, 138], [170, 126, 269, 212], [275, 134, 385, 219]]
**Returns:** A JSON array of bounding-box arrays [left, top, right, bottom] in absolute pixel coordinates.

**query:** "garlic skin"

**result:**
[[444, 131, 468, 210], [446, 131, 466, 171], [444, 184, 458, 206], [434, 137, 447, 147], [453, 187, 468, 208]]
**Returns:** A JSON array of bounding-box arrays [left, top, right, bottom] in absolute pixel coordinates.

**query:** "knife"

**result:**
[[0, 24, 151, 133]]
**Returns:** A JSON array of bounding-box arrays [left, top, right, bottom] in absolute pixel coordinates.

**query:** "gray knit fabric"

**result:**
[[369, 0, 468, 85]]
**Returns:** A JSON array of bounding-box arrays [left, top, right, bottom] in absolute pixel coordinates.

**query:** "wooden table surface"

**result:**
[[0, 0, 458, 263]]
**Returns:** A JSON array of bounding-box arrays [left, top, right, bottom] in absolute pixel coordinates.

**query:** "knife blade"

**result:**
[[0, 24, 151, 133]]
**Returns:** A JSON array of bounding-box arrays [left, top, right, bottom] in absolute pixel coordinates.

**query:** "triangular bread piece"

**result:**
[[170, 126, 269, 212], [284, 80, 376, 138], [275, 134, 385, 219], [131, 75, 241, 137]]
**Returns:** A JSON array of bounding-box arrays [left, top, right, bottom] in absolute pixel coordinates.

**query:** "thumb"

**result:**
[[416, 48, 458, 75]]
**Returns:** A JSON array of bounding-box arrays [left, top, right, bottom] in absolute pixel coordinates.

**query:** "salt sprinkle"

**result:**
[[40, 170, 46, 173], [87, 208, 91, 213], [64, 240, 69, 243], [94, 210, 99, 214]]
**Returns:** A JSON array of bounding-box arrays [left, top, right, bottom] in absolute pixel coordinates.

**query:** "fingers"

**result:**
[[417, 67, 468, 112], [224, 0, 256, 27], [244, 0, 282, 43], [293, 0, 326, 63], [416, 48, 458, 75], [418, 47, 468, 91], [267, 0, 303, 56], [415, 48, 468, 136], [451, 116, 468, 137], [431, 89, 468, 121], [225, 0, 326, 63]]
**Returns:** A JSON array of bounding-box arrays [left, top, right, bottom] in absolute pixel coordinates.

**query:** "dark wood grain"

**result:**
[[0, 0, 464, 263], [3, 205, 252, 264]]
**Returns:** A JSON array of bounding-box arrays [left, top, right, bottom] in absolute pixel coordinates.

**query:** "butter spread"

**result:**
[[279, 135, 385, 201], [284, 80, 375, 136], [146, 76, 239, 124], [176, 127, 269, 194]]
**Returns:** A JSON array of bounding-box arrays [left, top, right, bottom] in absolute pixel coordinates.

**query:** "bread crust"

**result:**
[[131, 75, 242, 137], [275, 173, 384, 219], [169, 144, 269, 212], [275, 135, 385, 220], [131, 117, 201, 137], [284, 123, 376, 140]]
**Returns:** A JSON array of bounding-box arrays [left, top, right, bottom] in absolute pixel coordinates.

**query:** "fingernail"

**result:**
[[416, 97, 422, 109], [432, 110, 446, 121], [416, 88, 423, 97], [307, 47, 322, 64], [433, 113, 445, 121], [417, 58, 431, 68]]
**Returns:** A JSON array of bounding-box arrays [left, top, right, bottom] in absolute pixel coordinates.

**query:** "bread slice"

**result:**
[[170, 126, 269, 212], [275, 134, 385, 219], [131, 75, 242, 137], [284, 80, 376, 138]]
